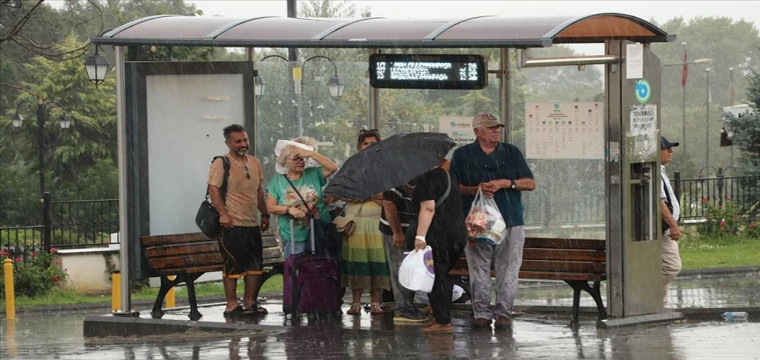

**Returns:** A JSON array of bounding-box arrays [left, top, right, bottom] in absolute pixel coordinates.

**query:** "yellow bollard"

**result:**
[[6, 319, 17, 357], [111, 271, 121, 312], [165, 275, 176, 308], [4, 258, 15, 320]]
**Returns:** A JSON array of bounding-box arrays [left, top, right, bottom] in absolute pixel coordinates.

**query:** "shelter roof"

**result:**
[[92, 13, 674, 48]]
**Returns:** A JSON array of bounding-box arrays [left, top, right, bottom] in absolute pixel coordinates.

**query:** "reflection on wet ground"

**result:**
[[517, 271, 760, 309], [1, 273, 759, 359]]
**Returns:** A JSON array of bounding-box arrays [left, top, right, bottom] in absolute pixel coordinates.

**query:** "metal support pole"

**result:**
[[500, 48, 510, 142], [42, 192, 52, 250], [673, 171, 681, 204], [705, 68, 711, 168], [36, 103, 46, 199], [369, 48, 380, 130], [682, 85, 687, 157], [717, 166, 724, 207], [247, 48, 257, 156], [115, 46, 132, 314], [286, 0, 298, 62]]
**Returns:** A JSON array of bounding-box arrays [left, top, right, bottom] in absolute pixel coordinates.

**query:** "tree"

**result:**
[[727, 59, 760, 177]]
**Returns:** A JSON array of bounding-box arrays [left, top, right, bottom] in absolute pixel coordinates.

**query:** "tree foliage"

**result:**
[[727, 60, 760, 176]]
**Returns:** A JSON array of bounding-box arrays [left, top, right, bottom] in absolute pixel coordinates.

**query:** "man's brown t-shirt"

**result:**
[[208, 154, 263, 227]]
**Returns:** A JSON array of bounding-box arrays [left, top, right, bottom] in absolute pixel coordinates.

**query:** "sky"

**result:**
[[45, 0, 760, 55], [184, 0, 760, 25]]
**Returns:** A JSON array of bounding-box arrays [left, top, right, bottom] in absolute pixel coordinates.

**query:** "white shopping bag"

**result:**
[[398, 246, 435, 293]]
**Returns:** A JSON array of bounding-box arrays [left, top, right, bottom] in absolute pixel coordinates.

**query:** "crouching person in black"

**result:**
[[410, 163, 467, 334]]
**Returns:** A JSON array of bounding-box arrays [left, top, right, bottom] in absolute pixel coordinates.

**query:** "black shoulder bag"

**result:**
[[195, 156, 230, 238], [662, 179, 674, 232]]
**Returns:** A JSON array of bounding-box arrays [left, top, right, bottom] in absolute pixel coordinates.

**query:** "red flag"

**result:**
[[681, 48, 688, 87]]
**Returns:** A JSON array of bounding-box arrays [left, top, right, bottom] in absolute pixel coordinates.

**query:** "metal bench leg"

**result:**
[[565, 280, 582, 330], [185, 273, 203, 321], [151, 275, 176, 319], [585, 280, 607, 323]]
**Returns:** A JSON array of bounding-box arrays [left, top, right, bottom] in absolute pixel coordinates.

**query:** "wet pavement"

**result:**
[[1, 273, 759, 359]]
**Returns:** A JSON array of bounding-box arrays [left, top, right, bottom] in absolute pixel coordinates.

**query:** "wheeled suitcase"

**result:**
[[282, 218, 342, 316]]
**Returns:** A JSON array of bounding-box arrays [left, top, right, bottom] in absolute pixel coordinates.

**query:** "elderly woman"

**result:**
[[342, 129, 392, 315], [266, 140, 337, 257]]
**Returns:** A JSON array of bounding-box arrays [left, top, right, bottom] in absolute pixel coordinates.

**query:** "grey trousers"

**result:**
[[382, 233, 415, 311], [465, 225, 525, 319]]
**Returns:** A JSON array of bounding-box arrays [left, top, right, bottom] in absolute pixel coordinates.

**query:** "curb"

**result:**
[[679, 266, 760, 277]]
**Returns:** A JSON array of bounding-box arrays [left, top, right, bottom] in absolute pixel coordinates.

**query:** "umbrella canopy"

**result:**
[[323, 132, 456, 200]]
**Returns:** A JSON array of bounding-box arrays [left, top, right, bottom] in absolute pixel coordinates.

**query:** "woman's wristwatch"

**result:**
[[284, 205, 292, 215]]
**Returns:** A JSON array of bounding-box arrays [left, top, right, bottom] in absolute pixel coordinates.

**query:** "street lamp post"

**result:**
[[11, 100, 71, 198], [662, 55, 712, 159], [705, 67, 711, 168], [256, 55, 345, 137]]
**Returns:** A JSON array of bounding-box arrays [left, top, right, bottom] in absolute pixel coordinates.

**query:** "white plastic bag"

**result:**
[[398, 246, 435, 293], [465, 188, 507, 245]]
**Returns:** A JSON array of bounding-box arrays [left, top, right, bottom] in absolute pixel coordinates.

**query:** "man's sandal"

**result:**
[[370, 303, 384, 315]]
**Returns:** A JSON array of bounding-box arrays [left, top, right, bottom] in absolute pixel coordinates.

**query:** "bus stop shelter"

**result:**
[[91, 13, 677, 327]]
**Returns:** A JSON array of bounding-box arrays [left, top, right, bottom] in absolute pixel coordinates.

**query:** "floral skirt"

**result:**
[[340, 201, 391, 290]]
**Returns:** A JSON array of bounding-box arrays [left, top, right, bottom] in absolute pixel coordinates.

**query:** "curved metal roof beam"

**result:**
[[205, 16, 280, 40], [310, 17, 386, 41], [423, 15, 497, 41], [102, 15, 175, 38], [542, 13, 675, 44]]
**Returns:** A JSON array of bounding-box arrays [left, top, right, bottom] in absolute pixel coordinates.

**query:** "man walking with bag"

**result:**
[[208, 124, 270, 317], [450, 113, 535, 329], [660, 136, 682, 305]]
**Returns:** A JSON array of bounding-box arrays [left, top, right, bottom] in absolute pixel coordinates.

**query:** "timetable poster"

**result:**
[[525, 102, 605, 159]]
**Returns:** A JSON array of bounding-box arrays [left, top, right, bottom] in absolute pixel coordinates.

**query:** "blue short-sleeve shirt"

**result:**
[[450, 142, 534, 227]]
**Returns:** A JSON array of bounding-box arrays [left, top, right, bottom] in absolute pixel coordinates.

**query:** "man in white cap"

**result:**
[[660, 136, 682, 305], [450, 113, 536, 329]]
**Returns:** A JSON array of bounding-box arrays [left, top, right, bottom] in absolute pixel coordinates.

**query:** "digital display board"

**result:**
[[369, 54, 487, 90]]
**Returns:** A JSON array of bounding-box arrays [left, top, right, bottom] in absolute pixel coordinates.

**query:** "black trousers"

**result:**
[[427, 241, 464, 325]]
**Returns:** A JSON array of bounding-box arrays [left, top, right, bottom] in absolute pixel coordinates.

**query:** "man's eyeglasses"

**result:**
[[361, 141, 377, 147], [244, 164, 251, 179]]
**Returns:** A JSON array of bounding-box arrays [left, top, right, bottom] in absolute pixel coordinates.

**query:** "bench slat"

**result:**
[[520, 260, 605, 274], [524, 238, 605, 250], [262, 247, 283, 261], [157, 265, 222, 275], [518, 271, 607, 281], [453, 258, 605, 274], [150, 253, 222, 270], [141, 233, 211, 247], [522, 249, 606, 262], [449, 269, 605, 282], [144, 242, 219, 258]]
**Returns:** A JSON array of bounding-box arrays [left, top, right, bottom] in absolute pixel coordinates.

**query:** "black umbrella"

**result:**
[[323, 132, 456, 200]]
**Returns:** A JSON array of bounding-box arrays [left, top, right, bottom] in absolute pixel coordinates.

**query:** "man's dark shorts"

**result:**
[[218, 226, 263, 278]]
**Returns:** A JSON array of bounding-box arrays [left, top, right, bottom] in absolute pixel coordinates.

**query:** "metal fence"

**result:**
[[1, 193, 119, 261], [675, 173, 760, 221]]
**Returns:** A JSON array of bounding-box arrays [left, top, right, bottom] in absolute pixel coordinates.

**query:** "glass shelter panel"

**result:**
[[254, 61, 371, 182], [514, 59, 607, 240]]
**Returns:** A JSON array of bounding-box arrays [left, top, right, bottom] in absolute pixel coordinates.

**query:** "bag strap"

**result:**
[[435, 171, 451, 208], [284, 175, 315, 220], [206, 156, 231, 204]]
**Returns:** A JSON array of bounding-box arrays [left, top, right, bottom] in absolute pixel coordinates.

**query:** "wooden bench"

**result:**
[[448, 237, 607, 327], [140, 232, 284, 321]]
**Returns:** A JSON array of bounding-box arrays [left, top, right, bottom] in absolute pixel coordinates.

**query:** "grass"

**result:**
[[678, 234, 760, 270], [0, 274, 284, 311]]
